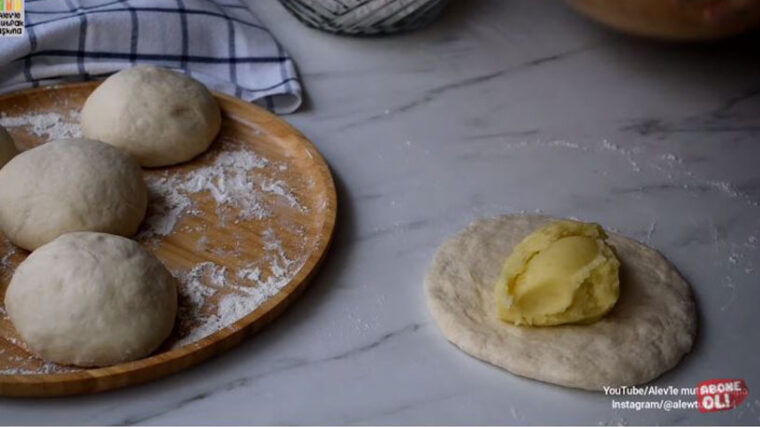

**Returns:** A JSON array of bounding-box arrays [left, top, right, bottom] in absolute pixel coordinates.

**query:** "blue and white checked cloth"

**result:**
[[0, 0, 302, 113]]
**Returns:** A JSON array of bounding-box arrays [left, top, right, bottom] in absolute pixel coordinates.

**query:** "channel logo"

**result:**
[[0, 0, 22, 12], [698, 379, 749, 413], [0, 0, 23, 37]]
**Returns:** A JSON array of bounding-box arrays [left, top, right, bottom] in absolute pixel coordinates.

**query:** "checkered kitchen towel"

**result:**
[[0, 0, 302, 113]]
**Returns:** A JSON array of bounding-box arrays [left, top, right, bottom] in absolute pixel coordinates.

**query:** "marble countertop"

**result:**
[[2, 0, 759, 425]]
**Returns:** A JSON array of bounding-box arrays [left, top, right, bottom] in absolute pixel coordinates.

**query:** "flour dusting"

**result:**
[[0, 109, 318, 375], [0, 361, 76, 376], [0, 111, 82, 140], [0, 244, 18, 271], [261, 180, 309, 212], [172, 228, 307, 348], [137, 138, 273, 241], [601, 139, 640, 172], [136, 138, 311, 349]]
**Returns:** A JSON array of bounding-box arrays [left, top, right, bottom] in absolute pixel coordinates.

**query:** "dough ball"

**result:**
[[0, 125, 19, 168], [5, 232, 177, 367], [80, 65, 222, 167], [0, 138, 147, 250], [425, 214, 697, 391]]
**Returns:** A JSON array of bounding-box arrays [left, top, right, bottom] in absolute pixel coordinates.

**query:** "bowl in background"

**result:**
[[565, 0, 760, 41], [279, 0, 450, 36]]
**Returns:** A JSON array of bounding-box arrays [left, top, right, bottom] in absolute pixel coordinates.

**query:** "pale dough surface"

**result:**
[[5, 232, 177, 367], [425, 214, 697, 391], [0, 125, 18, 168], [81, 65, 222, 167], [0, 138, 147, 250]]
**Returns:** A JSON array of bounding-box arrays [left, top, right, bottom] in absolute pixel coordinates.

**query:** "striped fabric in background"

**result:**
[[0, 0, 303, 113]]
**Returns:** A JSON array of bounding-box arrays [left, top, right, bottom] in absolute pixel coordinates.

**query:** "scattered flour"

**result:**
[[0, 361, 75, 375], [644, 220, 657, 244], [720, 275, 737, 311], [705, 180, 756, 206], [546, 139, 582, 150], [509, 407, 523, 422], [659, 152, 682, 164], [0, 244, 18, 270], [0, 109, 314, 374], [139, 175, 196, 239], [139, 138, 311, 348], [0, 111, 82, 140], [261, 180, 308, 212], [601, 139, 640, 172], [494, 137, 757, 208], [172, 230, 306, 348], [138, 138, 289, 241], [134, 138, 310, 348]]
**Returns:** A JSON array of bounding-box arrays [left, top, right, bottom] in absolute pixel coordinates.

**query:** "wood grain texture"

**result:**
[[0, 82, 337, 397]]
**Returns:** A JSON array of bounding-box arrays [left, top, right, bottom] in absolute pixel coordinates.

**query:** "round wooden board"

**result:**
[[0, 82, 337, 397]]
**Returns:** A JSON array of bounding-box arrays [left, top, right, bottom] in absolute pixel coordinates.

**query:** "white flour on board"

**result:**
[[261, 180, 308, 212], [0, 361, 77, 376], [137, 138, 275, 241], [172, 230, 306, 348], [0, 110, 313, 374], [138, 137, 310, 242], [0, 111, 82, 140], [138, 142, 316, 353]]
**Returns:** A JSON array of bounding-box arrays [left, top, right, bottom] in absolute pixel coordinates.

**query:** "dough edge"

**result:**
[[425, 214, 697, 391], [5, 232, 177, 367], [80, 65, 221, 167], [0, 138, 148, 250]]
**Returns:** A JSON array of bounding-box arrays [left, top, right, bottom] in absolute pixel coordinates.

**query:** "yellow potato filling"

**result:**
[[495, 220, 620, 326]]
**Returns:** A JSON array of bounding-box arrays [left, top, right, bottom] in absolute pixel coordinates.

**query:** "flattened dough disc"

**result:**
[[425, 215, 697, 391]]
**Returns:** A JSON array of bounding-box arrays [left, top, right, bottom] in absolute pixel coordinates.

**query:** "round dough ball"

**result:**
[[80, 65, 222, 167], [425, 214, 697, 391], [0, 138, 147, 250], [0, 125, 19, 168], [5, 232, 177, 367]]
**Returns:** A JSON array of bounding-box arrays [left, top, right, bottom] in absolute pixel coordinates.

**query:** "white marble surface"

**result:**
[[2, 0, 760, 425]]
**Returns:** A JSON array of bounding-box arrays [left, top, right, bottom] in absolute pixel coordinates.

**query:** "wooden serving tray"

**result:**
[[0, 83, 337, 397]]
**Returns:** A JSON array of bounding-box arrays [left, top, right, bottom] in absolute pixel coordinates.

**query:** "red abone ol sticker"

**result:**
[[697, 379, 749, 413]]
